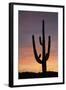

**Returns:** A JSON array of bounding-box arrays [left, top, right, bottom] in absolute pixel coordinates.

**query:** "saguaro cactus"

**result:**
[[32, 20, 51, 73]]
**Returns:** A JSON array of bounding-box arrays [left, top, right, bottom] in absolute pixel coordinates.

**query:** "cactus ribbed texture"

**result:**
[[32, 20, 51, 73]]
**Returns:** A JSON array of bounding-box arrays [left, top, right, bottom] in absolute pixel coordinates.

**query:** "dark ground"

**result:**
[[18, 71, 58, 79]]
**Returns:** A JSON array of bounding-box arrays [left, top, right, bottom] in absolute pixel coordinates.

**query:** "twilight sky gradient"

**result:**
[[18, 11, 58, 73]]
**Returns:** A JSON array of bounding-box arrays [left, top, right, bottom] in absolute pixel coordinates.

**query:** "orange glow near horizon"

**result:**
[[18, 46, 58, 73]]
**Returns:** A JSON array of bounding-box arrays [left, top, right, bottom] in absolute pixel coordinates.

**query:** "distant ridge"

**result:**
[[18, 71, 58, 79]]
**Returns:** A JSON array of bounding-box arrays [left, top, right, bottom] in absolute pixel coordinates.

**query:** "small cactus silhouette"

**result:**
[[32, 20, 51, 73]]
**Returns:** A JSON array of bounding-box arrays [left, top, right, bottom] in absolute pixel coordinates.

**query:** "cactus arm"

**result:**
[[38, 54, 41, 58], [39, 36, 42, 45], [32, 35, 42, 64], [45, 36, 51, 61]]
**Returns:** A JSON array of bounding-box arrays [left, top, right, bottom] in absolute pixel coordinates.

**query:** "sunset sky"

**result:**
[[18, 11, 58, 73]]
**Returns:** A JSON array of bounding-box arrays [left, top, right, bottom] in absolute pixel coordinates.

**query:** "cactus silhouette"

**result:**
[[32, 20, 51, 73]]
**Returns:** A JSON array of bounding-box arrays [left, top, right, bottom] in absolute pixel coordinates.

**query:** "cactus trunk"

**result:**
[[42, 62, 46, 73], [42, 20, 46, 72], [32, 20, 51, 73]]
